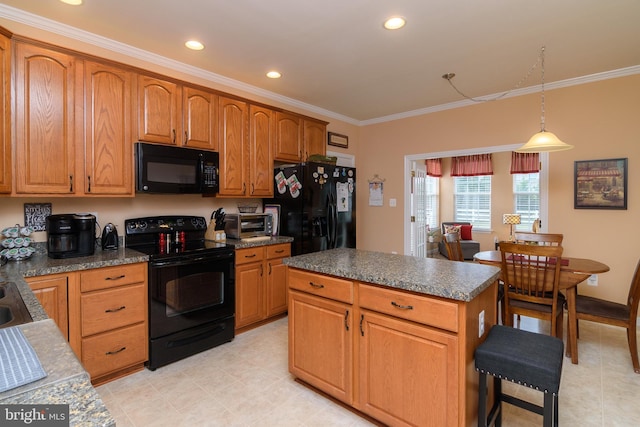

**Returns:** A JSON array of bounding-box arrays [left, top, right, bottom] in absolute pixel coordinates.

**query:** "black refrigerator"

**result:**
[[266, 162, 356, 256]]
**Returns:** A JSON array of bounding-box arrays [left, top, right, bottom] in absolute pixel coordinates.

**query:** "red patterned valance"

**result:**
[[451, 153, 493, 176]]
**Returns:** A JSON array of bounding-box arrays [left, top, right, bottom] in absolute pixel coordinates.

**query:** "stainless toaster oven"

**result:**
[[224, 213, 273, 239]]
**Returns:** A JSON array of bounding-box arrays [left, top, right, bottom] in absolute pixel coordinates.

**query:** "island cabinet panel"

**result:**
[[289, 289, 353, 404], [288, 268, 353, 304], [358, 283, 459, 332], [0, 31, 10, 194], [14, 42, 78, 194], [357, 309, 459, 427]]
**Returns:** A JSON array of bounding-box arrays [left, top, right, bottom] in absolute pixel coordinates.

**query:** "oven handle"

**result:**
[[150, 254, 232, 268]]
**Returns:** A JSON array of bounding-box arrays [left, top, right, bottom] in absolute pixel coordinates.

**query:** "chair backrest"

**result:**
[[443, 232, 464, 261], [498, 242, 563, 303], [514, 232, 564, 246], [627, 258, 640, 318]]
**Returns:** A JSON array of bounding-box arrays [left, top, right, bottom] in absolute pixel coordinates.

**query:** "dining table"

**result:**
[[473, 250, 610, 364]]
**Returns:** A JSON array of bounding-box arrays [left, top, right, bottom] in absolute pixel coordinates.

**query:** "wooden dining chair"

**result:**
[[573, 258, 640, 373], [442, 232, 464, 261], [514, 232, 564, 246], [499, 242, 565, 338]]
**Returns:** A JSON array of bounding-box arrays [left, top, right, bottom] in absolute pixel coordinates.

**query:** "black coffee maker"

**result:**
[[46, 213, 96, 259]]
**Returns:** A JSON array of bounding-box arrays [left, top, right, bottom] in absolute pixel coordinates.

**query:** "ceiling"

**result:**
[[1, 0, 639, 123]]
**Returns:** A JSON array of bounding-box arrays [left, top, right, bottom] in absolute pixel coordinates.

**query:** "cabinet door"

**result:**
[[218, 96, 248, 196], [14, 43, 78, 194], [302, 119, 326, 160], [358, 310, 459, 427], [84, 61, 133, 195], [289, 290, 352, 404], [0, 32, 10, 194], [273, 111, 302, 162], [26, 274, 69, 340], [137, 75, 181, 145], [183, 85, 217, 150], [249, 105, 274, 197], [235, 262, 264, 329], [266, 257, 287, 317]]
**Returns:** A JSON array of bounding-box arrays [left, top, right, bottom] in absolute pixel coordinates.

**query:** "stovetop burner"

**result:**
[[124, 216, 232, 259]]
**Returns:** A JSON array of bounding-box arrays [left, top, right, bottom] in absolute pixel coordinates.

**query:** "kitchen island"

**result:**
[[284, 248, 501, 427]]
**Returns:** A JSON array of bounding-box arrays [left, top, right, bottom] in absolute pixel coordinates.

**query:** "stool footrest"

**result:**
[[501, 394, 543, 416]]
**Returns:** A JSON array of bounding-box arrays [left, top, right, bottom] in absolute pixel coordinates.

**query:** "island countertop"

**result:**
[[283, 248, 501, 302]]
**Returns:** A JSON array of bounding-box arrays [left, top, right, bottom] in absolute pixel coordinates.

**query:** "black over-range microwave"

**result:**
[[135, 142, 219, 194]]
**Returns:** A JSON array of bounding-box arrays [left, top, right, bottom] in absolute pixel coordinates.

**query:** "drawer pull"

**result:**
[[105, 306, 126, 313], [106, 347, 126, 355], [309, 281, 325, 289], [245, 254, 257, 258], [360, 314, 364, 336], [105, 275, 126, 281], [344, 310, 349, 331], [275, 249, 285, 253], [391, 301, 414, 310]]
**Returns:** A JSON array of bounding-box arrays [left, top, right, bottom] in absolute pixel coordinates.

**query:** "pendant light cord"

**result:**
[[539, 46, 547, 132], [443, 46, 545, 103]]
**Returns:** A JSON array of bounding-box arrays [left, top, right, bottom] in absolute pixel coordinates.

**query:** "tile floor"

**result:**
[[96, 316, 640, 426]]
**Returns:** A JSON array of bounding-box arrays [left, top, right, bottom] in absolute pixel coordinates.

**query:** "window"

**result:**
[[513, 173, 540, 230], [454, 175, 491, 230]]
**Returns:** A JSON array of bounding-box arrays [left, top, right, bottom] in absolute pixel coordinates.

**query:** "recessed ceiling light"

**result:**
[[384, 16, 406, 30], [60, 0, 83, 5], [266, 71, 282, 79], [185, 40, 205, 51]]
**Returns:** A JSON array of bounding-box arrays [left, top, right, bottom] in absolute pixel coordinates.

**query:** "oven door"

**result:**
[[148, 251, 234, 339]]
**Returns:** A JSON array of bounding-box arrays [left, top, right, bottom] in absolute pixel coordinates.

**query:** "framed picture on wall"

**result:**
[[328, 132, 349, 148], [574, 158, 627, 210]]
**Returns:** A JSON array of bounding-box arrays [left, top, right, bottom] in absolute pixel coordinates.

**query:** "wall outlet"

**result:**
[[389, 198, 397, 207], [478, 310, 485, 338], [587, 274, 598, 286]]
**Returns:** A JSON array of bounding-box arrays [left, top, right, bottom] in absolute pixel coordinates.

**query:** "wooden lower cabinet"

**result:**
[[287, 268, 497, 427], [67, 262, 148, 385], [235, 243, 291, 331], [26, 273, 72, 340]]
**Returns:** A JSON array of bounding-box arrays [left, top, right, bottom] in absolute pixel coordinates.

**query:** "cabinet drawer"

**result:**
[[267, 243, 291, 259], [80, 263, 146, 292], [235, 247, 266, 265], [81, 283, 146, 336], [358, 283, 459, 332], [81, 323, 147, 378], [289, 268, 353, 304]]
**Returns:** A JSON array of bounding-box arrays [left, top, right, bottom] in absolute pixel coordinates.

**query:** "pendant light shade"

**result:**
[[516, 130, 574, 153]]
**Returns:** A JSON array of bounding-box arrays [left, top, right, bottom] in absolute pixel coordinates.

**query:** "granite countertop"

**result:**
[[222, 235, 293, 249], [0, 246, 147, 427], [283, 248, 501, 302]]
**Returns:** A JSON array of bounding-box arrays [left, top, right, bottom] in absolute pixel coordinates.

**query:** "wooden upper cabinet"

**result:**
[[183, 85, 217, 150], [14, 42, 78, 194], [84, 61, 134, 195], [0, 32, 10, 194], [137, 75, 181, 145], [303, 119, 327, 160], [218, 96, 248, 196], [249, 105, 274, 197], [274, 111, 302, 162]]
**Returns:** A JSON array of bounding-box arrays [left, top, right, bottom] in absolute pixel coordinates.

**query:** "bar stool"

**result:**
[[475, 325, 564, 427]]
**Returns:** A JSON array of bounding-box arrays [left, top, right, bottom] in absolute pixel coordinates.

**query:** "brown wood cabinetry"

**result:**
[[274, 112, 327, 162], [84, 60, 134, 195], [248, 105, 274, 197], [14, 42, 79, 194], [218, 96, 248, 196], [183, 85, 218, 150], [234, 243, 291, 331], [288, 269, 354, 403], [288, 268, 496, 427], [0, 30, 10, 194], [67, 262, 148, 385], [26, 273, 72, 340]]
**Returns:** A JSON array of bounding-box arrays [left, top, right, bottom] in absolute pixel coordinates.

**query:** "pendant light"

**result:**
[[516, 47, 573, 153]]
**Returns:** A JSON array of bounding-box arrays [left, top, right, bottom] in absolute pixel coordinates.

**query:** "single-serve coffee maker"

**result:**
[[46, 213, 96, 259]]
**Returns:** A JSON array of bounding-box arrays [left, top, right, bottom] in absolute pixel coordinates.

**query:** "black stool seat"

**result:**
[[475, 325, 564, 427]]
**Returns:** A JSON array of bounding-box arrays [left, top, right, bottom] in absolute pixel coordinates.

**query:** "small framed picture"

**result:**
[[264, 204, 281, 236], [574, 158, 627, 210], [328, 132, 349, 148]]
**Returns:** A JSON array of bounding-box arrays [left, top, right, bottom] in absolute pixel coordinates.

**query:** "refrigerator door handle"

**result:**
[[327, 192, 335, 248]]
